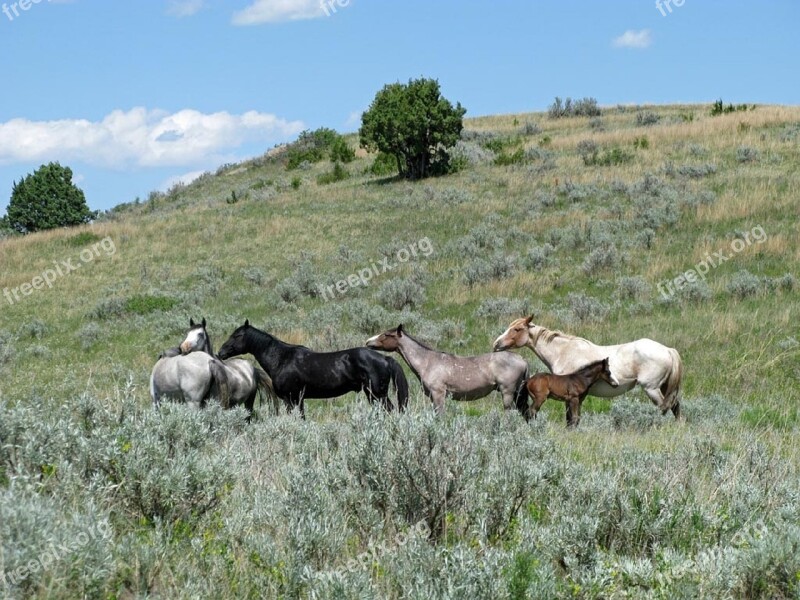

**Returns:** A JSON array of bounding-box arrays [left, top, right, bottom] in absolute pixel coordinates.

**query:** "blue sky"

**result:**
[[0, 0, 797, 212]]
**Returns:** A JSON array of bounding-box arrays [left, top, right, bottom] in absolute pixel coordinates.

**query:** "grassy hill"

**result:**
[[1, 103, 799, 598], [2, 102, 798, 419]]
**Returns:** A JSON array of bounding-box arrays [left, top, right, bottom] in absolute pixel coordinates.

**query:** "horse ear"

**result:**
[[201, 317, 207, 328], [525, 315, 534, 326], [190, 318, 195, 327], [397, 324, 404, 336], [244, 319, 250, 328]]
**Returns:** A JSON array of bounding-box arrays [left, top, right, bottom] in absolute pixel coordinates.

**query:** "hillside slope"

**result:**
[[1, 103, 799, 419]]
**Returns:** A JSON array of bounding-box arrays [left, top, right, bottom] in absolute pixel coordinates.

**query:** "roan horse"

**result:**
[[217, 320, 409, 418], [366, 324, 529, 416], [525, 357, 618, 427], [493, 316, 683, 419], [150, 321, 230, 410], [179, 318, 279, 417]]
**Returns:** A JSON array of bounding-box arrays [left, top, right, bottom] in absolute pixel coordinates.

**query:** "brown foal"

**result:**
[[525, 357, 617, 427]]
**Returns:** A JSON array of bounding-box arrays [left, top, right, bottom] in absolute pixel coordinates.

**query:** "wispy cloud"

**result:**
[[166, 0, 206, 18], [232, 0, 327, 25], [160, 169, 206, 191], [0, 108, 305, 169], [612, 29, 653, 49]]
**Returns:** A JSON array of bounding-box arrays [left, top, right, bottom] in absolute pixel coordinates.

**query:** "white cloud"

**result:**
[[612, 29, 653, 49], [160, 169, 206, 192], [166, 0, 206, 18], [232, 0, 328, 25], [0, 108, 305, 169]]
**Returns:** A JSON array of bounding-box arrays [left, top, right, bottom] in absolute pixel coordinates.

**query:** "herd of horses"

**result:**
[[150, 316, 683, 427]]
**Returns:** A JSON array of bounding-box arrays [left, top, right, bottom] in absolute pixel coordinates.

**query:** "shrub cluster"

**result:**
[[3, 395, 798, 597], [285, 128, 355, 170], [547, 97, 601, 119]]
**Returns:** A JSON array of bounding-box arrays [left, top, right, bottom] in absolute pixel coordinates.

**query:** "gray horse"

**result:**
[[179, 318, 279, 417], [149, 348, 230, 409], [366, 324, 529, 415]]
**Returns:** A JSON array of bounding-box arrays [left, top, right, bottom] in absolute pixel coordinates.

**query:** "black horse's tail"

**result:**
[[254, 367, 280, 416], [388, 358, 409, 412], [208, 358, 231, 409], [514, 365, 531, 420]]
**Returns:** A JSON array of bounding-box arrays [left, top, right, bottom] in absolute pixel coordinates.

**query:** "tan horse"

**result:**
[[493, 317, 683, 419], [526, 357, 618, 427]]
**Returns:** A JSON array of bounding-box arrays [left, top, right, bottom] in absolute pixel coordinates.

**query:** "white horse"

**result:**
[[179, 318, 278, 417], [150, 351, 230, 409], [493, 316, 683, 419]]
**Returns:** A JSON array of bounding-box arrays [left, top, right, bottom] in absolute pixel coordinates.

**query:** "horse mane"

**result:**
[[402, 330, 454, 356], [576, 357, 608, 371], [248, 325, 310, 352], [533, 325, 593, 346]]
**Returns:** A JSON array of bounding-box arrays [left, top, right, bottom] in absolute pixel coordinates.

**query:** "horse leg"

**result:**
[[643, 385, 672, 416], [671, 401, 681, 420], [367, 378, 393, 412], [532, 392, 548, 420], [244, 390, 256, 422], [430, 389, 447, 415], [566, 396, 580, 428]]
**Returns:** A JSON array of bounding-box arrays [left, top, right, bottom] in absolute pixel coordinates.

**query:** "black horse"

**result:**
[[217, 320, 409, 417]]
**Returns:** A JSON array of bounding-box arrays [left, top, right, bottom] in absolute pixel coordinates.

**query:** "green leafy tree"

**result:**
[[5, 162, 95, 233], [360, 78, 466, 179]]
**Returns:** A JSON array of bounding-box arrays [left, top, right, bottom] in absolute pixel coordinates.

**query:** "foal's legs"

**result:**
[[528, 391, 548, 421], [566, 396, 581, 428]]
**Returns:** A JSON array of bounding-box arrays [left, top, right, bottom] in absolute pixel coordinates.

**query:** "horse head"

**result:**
[[218, 319, 251, 360], [180, 317, 210, 355], [365, 324, 404, 352], [493, 316, 534, 351], [600, 357, 619, 387]]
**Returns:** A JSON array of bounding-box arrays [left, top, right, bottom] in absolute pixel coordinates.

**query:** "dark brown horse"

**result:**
[[525, 357, 618, 427]]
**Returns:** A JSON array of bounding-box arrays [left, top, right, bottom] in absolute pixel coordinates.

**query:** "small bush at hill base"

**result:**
[[636, 111, 660, 126], [727, 269, 764, 299], [376, 278, 426, 310], [474, 297, 531, 320], [736, 146, 760, 163], [565, 292, 611, 323], [317, 163, 350, 185]]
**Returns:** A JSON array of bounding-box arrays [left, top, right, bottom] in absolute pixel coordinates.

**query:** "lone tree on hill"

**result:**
[[5, 162, 95, 233], [360, 78, 466, 180]]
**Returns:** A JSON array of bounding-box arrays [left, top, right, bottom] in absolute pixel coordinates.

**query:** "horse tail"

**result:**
[[254, 367, 280, 416], [149, 368, 160, 409], [388, 358, 409, 412], [514, 364, 531, 419], [663, 348, 683, 418], [209, 358, 231, 409]]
